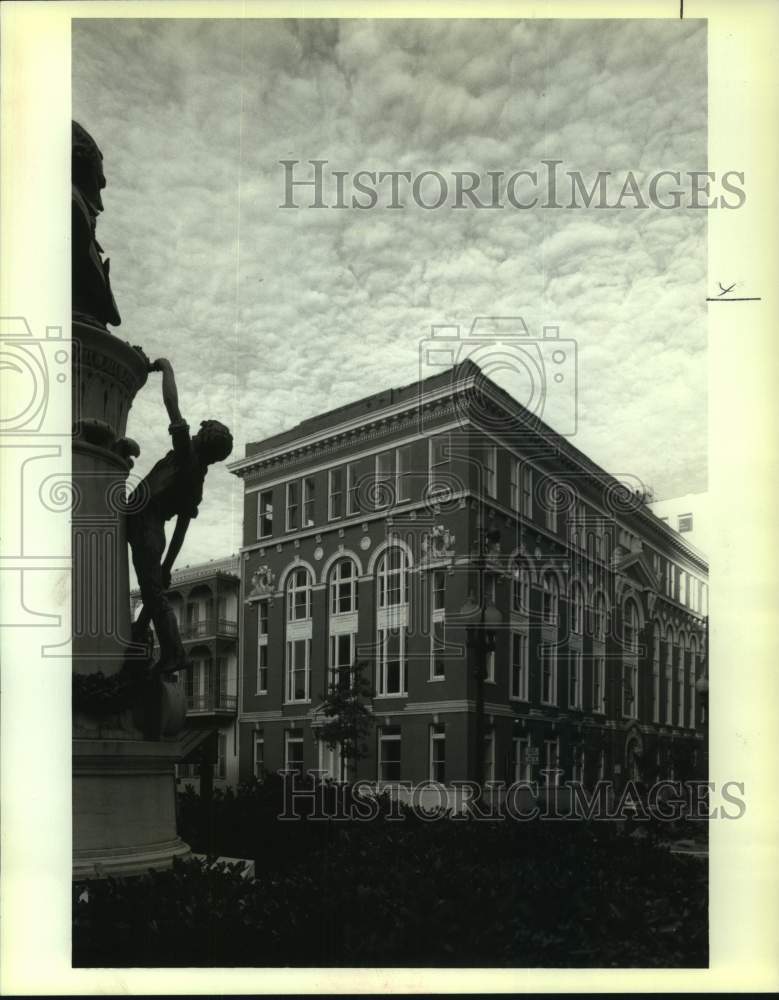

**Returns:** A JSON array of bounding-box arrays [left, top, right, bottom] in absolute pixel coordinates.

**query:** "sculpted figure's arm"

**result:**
[[161, 515, 191, 588], [150, 358, 184, 425]]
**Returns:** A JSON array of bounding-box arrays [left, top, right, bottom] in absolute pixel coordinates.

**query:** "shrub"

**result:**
[[74, 780, 707, 968]]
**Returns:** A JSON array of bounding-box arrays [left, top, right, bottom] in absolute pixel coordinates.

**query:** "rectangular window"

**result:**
[[689, 674, 696, 729], [521, 465, 533, 517], [328, 468, 344, 520], [430, 724, 446, 783], [483, 729, 495, 783], [485, 647, 496, 684], [285, 638, 310, 702], [543, 738, 560, 785], [511, 632, 529, 701], [253, 732, 265, 781], [545, 479, 558, 532], [510, 458, 520, 512], [430, 618, 446, 680], [483, 445, 497, 497], [665, 656, 674, 724], [285, 730, 304, 773], [593, 657, 606, 713], [569, 651, 583, 709], [285, 481, 299, 532], [429, 434, 450, 496], [396, 444, 413, 502], [302, 476, 316, 527], [378, 727, 401, 782], [257, 643, 268, 695], [429, 571, 446, 680], [375, 451, 394, 508], [329, 632, 354, 690], [377, 627, 407, 696], [541, 644, 557, 705], [680, 572, 688, 607], [346, 462, 360, 516], [257, 603, 269, 694], [513, 737, 531, 782], [258, 490, 273, 539], [678, 513, 693, 533]]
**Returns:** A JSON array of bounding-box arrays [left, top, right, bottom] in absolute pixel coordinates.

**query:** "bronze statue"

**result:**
[[127, 358, 233, 674], [72, 120, 121, 328]]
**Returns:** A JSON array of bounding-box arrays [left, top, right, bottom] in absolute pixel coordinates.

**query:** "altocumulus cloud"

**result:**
[[73, 17, 707, 569]]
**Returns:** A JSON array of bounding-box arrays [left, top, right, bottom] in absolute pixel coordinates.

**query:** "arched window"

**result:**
[[286, 567, 312, 622], [664, 626, 674, 723], [622, 600, 640, 719], [688, 634, 699, 728], [329, 558, 358, 616], [377, 546, 408, 608], [542, 574, 559, 627], [328, 559, 359, 691], [623, 599, 639, 654], [570, 582, 584, 634], [375, 547, 410, 696], [512, 560, 530, 614], [652, 623, 661, 723], [677, 633, 687, 727], [592, 593, 607, 640]]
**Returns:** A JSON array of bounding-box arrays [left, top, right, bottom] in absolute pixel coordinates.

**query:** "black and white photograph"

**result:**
[[1, 0, 778, 993]]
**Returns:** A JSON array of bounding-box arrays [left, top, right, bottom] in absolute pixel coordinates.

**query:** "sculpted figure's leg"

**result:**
[[129, 512, 187, 672]]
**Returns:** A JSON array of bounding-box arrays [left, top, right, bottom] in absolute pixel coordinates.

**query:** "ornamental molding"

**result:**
[[420, 524, 456, 561], [239, 397, 462, 483], [245, 564, 276, 603]]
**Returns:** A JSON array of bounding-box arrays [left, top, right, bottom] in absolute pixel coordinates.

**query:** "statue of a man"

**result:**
[[72, 120, 121, 328], [127, 358, 233, 674]]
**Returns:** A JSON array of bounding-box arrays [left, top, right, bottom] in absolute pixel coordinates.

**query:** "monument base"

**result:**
[[73, 737, 191, 879]]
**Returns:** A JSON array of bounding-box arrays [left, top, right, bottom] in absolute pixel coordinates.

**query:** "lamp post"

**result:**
[[461, 524, 504, 784]]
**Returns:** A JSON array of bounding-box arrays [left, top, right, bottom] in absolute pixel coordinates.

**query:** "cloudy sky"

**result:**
[[73, 17, 707, 570]]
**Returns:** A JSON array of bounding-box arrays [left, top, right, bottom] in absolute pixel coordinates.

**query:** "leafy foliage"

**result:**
[[74, 777, 708, 968], [315, 660, 375, 779]]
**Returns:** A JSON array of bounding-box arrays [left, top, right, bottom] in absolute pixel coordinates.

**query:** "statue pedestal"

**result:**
[[73, 738, 191, 879], [72, 320, 190, 878]]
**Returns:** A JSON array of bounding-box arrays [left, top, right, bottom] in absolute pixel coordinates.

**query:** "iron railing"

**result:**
[[180, 617, 238, 640], [185, 693, 238, 713]]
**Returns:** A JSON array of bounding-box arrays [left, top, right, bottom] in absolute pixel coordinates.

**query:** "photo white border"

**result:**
[[1, 0, 778, 993]]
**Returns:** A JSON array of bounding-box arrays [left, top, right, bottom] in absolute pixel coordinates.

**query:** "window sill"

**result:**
[[373, 693, 408, 700], [283, 700, 311, 706], [428, 676, 445, 683]]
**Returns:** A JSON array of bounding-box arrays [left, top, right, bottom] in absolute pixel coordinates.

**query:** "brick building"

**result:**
[[130, 555, 241, 787], [228, 359, 708, 791]]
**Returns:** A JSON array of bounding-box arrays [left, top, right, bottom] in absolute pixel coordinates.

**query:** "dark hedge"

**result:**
[[73, 777, 707, 968]]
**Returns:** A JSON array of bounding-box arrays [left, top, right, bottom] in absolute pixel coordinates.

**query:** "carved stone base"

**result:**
[[73, 737, 191, 879]]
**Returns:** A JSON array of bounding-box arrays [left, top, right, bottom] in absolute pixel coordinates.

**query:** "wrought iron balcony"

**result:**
[[180, 617, 238, 640], [185, 693, 238, 713]]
